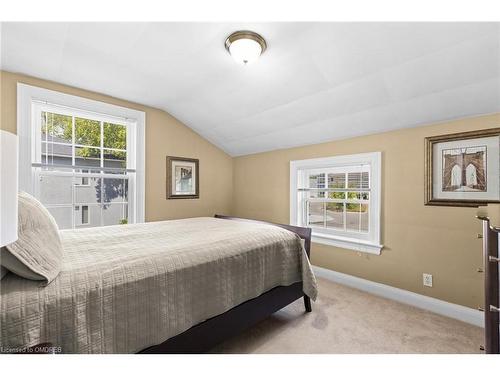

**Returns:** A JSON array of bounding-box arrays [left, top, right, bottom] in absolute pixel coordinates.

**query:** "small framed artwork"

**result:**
[[425, 128, 500, 207], [166, 156, 199, 199]]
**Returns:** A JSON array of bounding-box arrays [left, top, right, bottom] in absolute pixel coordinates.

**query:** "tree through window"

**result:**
[[36, 107, 131, 229]]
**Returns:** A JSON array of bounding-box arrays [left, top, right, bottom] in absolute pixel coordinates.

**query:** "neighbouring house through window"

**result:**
[[17, 84, 145, 230], [75, 205, 90, 226], [81, 205, 89, 225], [76, 169, 90, 186], [290, 152, 383, 254]]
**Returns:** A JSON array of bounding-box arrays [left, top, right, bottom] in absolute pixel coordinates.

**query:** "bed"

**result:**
[[0, 214, 317, 354]]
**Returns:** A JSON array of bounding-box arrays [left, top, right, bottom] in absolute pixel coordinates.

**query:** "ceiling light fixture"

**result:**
[[225, 30, 267, 65]]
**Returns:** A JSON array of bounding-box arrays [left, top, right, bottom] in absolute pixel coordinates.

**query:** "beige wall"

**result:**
[[2, 70, 499, 309], [0, 70, 233, 221], [233, 114, 500, 308]]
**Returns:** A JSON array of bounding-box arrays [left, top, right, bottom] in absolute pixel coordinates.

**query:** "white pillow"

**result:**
[[2, 191, 63, 283]]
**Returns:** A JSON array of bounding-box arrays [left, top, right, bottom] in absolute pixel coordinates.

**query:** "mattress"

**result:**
[[0, 217, 317, 353]]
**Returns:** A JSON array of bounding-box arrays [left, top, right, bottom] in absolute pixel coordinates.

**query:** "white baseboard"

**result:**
[[312, 266, 484, 328]]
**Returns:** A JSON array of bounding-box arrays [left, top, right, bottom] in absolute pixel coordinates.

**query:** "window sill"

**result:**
[[312, 232, 383, 255]]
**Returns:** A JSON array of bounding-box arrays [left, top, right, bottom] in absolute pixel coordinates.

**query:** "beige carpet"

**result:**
[[210, 277, 483, 354]]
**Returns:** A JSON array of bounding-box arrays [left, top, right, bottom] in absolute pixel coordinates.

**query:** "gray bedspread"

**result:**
[[0, 217, 317, 353]]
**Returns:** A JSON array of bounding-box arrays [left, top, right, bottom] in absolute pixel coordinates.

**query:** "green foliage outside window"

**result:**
[[41, 112, 126, 161], [42, 111, 129, 222]]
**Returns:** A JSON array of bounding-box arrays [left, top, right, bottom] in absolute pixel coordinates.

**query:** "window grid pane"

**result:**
[[326, 202, 344, 230], [36, 108, 130, 230], [303, 165, 371, 234], [328, 173, 345, 189], [75, 117, 101, 147], [41, 111, 72, 144], [309, 173, 326, 198], [103, 122, 127, 150], [308, 201, 325, 228]]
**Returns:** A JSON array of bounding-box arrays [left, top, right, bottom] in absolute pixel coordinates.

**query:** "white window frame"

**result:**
[[290, 152, 383, 255], [17, 83, 146, 225]]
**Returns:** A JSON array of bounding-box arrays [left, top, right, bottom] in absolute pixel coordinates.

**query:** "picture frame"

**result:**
[[424, 128, 500, 207], [166, 156, 199, 199]]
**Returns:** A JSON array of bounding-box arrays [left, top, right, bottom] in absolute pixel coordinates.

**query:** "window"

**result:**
[[82, 206, 89, 225], [290, 152, 382, 254], [75, 205, 89, 226], [76, 170, 90, 186], [18, 84, 145, 230]]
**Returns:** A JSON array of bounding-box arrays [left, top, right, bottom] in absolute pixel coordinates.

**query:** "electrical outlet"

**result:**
[[423, 273, 433, 287]]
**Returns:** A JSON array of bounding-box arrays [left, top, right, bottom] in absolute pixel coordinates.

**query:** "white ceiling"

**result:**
[[2, 22, 499, 156]]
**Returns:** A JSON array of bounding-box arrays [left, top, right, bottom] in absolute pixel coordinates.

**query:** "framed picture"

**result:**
[[425, 128, 500, 207], [166, 156, 199, 199]]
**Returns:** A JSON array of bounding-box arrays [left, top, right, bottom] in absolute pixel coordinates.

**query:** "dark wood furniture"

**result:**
[[138, 214, 313, 353], [478, 216, 500, 354]]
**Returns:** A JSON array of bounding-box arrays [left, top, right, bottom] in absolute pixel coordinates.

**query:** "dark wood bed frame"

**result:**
[[138, 214, 313, 354], [478, 216, 499, 354]]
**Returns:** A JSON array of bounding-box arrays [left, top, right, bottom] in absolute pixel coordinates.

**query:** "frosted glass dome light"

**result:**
[[229, 38, 262, 64], [225, 31, 267, 65]]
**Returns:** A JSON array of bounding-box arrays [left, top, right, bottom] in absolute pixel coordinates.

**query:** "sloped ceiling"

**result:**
[[1, 22, 499, 156]]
